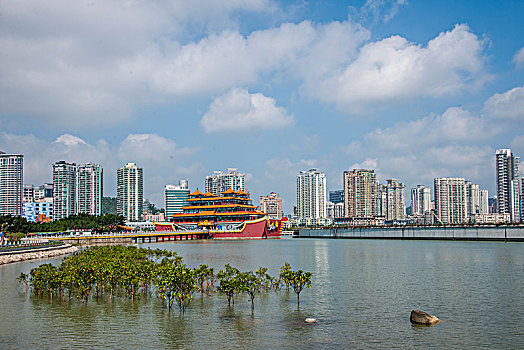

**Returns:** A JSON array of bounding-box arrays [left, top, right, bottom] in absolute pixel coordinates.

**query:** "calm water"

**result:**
[[1, 238, 523, 349]]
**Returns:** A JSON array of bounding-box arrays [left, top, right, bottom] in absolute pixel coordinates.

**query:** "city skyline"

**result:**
[[1, 1, 523, 211]]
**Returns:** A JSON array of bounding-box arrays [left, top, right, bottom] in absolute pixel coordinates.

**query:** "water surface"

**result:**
[[1, 238, 523, 349]]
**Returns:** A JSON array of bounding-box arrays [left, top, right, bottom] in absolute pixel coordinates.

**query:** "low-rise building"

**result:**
[[470, 213, 511, 224]]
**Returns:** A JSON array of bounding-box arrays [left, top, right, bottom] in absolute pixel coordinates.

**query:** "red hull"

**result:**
[[154, 217, 284, 239]]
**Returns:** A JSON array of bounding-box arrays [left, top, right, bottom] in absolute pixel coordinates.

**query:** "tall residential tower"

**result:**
[[117, 163, 143, 221], [0, 152, 23, 216], [205, 168, 245, 195], [434, 177, 467, 224], [53, 161, 77, 220], [296, 169, 327, 220], [343, 169, 379, 218], [495, 149, 521, 222]]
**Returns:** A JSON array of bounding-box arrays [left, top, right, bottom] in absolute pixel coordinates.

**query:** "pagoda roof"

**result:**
[[203, 191, 217, 197], [189, 189, 204, 196], [182, 204, 256, 210], [235, 190, 250, 195], [221, 188, 236, 194]]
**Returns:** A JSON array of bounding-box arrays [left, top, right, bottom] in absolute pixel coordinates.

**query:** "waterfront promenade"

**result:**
[[296, 225, 524, 241], [0, 243, 78, 265]]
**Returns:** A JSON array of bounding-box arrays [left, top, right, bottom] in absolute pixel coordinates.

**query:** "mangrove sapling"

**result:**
[[217, 264, 242, 306], [279, 262, 292, 290], [289, 270, 312, 308], [242, 272, 261, 310]]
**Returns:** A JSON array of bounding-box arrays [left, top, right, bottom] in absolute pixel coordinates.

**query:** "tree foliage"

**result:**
[[0, 214, 125, 234], [22, 246, 313, 313]]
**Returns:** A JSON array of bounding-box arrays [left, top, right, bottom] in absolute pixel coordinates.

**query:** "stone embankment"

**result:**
[[0, 244, 78, 265]]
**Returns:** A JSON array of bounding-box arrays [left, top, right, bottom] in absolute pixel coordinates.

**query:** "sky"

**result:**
[[1, 0, 524, 212]]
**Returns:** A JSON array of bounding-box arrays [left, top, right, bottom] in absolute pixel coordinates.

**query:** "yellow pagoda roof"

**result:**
[[189, 189, 204, 196], [182, 204, 256, 210], [203, 191, 217, 197], [221, 188, 236, 194]]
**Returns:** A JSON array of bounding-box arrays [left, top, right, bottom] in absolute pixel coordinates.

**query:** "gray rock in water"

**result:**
[[304, 318, 317, 323], [410, 309, 439, 325]]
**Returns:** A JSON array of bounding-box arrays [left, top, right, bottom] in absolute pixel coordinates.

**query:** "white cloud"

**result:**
[[200, 88, 294, 133], [366, 106, 491, 152], [513, 47, 524, 68], [307, 24, 489, 113], [483, 86, 524, 122], [0, 0, 490, 127], [352, 0, 408, 25], [0, 0, 280, 128]]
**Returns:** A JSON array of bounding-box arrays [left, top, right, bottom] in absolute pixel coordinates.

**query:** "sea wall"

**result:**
[[297, 225, 524, 241], [0, 244, 79, 265]]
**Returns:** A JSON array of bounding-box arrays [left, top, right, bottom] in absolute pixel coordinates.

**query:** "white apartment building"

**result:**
[[76, 163, 103, 216], [0, 152, 23, 216], [434, 177, 467, 224], [53, 161, 77, 220], [411, 185, 431, 215], [117, 163, 144, 222], [385, 179, 406, 221], [296, 169, 327, 221], [205, 168, 245, 195], [53, 161, 103, 220], [496, 149, 521, 222]]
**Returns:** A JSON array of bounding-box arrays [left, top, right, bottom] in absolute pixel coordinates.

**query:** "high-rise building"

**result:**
[[53, 161, 77, 220], [205, 168, 245, 195], [117, 163, 143, 221], [329, 190, 344, 204], [165, 180, 189, 218], [260, 192, 283, 219], [411, 185, 431, 215], [434, 177, 467, 224], [521, 178, 524, 222], [479, 189, 489, 215], [296, 169, 327, 220], [384, 179, 406, 221], [53, 162, 103, 220], [465, 182, 489, 218], [495, 149, 521, 222], [76, 163, 103, 216], [343, 169, 379, 218], [0, 152, 23, 216]]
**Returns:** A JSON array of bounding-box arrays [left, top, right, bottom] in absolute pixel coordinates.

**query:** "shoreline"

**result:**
[[0, 244, 79, 265]]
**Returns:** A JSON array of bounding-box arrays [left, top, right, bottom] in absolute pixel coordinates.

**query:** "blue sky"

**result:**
[[1, 0, 523, 212]]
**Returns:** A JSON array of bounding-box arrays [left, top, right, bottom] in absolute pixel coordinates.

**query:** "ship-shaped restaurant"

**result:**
[[154, 188, 285, 238]]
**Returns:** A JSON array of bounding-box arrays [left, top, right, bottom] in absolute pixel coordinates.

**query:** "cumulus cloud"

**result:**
[[513, 47, 524, 68], [483, 86, 524, 121], [0, 132, 201, 206], [366, 106, 492, 151], [0, 0, 279, 127], [307, 24, 489, 113], [0, 0, 490, 127], [200, 88, 294, 133]]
